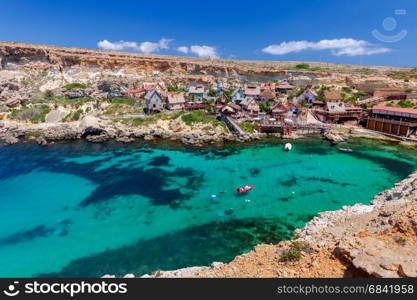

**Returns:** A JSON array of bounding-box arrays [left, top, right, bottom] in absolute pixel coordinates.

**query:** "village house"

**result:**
[[231, 89, 245, 104], [216, 92, 229, 104], [276, 81, 295, 94], [216, 81, 228, 93], [311, 100, 325, 108], [324, 90, 342, 102], [366, 106, 417, 138], [244, 84, 261, 98], [240, 97, 260, 114], [314, 101, 363, 123], [326, 101, 347, 113], [220, 103, 241, 117], [145, 90, 164, 113], [296, 86, 317, 103], [188, 85, 206, 100], [260, 82, 276, 92], [260, 89, 276, 101], [166, 92, 185, 110], [271, 102, 289, 119]]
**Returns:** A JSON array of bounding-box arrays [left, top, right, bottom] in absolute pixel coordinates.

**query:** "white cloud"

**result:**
[[190, 45, 218, 58], [97, 38, 173, 54], [97, 40, 138, 51], [176, 46, 189, 54], [262, 38, 391, 56]]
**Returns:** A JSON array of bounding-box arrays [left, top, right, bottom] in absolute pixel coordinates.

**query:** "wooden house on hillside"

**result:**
[[166, 92, 185, 110], [260, 82, 276, 91], [188, 85, 206, 100], [145, 90, 164, 113], [231, 89, 245, 103], [271, 102, 289, 119], [276, 81, 295, 94], [260, 90, 276, 101], [314, 101, 363, 123], [296, 87, 317, 103], [244, 84, 261, 98], [240, 97, 260, 114], [324, 90, 342, 102]]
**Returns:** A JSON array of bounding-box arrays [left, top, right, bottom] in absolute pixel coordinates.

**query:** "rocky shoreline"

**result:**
[[1, 114, 401, 148], [134, 171, 417, 278], [0, 116, 268, 146]]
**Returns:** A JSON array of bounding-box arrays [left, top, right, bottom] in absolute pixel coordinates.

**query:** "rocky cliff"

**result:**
[[0, 41, 415, 90]]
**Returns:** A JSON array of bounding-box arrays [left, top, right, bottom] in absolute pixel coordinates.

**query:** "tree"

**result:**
[[259, 102, 271, 113], [295, 63, 310, 70]]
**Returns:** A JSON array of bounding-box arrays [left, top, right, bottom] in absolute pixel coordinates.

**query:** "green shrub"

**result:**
[[72, 109, 83, 121], [309, 66, 323, 72], [342, 87, 352, 93], [104, 103, 142, 116], [181, 110, 226, 129], [259, 102, 271, 113], [111, 97, 135, 106], [63, 83, 87, 90], [279, 242, 314, 262], [397, 99, 414, 108], [117, 111, 184, 127], [63, 109, 84, 122], [295, 63, 310, 70], [279, 249, 301, 262], [167, 85, 187, 92], [32, 96, 91, 108], [239, 121, 256, 133], [9, 105, 51, 123]]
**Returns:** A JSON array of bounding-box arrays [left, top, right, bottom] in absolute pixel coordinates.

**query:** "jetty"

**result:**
[[219, 113, 245, 136]]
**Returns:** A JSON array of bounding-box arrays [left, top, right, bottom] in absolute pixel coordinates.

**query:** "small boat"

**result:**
[[236, 185, 254, 193], [338, 147, 353, 153], [284, 143, 292, 151]]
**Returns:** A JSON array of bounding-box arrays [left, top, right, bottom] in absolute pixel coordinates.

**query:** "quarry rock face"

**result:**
[[0, 41, 414, 96]]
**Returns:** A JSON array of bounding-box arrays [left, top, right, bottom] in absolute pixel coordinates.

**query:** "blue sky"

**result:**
[[1, 0, 417, 66]]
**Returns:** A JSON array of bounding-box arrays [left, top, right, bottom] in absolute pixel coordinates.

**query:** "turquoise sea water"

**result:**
[[0, 138, 416, 277]]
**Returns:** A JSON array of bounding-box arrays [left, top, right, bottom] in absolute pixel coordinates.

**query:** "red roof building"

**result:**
[[124, 88, 146, 99]]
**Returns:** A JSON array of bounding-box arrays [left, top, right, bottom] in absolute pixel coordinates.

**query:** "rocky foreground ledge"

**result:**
[[134, 172, 417, 278]]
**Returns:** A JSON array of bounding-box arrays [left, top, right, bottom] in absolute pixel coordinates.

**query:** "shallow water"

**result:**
[[0, 138, 416, 277]]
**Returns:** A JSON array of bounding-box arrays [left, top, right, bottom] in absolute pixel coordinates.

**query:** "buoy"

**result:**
[[284, 143, 292, 151]]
